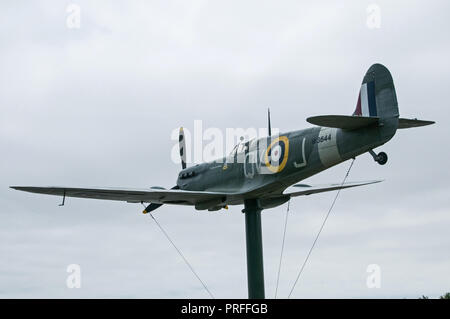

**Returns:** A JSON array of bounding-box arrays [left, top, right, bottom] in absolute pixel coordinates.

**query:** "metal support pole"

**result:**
[[243, 199, 265, 299]]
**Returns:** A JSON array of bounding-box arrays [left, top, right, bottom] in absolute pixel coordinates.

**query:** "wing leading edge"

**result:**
[[10, 186, 232, 205], [282, 180, 382, 197]]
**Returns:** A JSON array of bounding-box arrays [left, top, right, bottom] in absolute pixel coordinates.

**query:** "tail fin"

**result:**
[[353, 64, 399, 119], [307, 64, 433, 133]]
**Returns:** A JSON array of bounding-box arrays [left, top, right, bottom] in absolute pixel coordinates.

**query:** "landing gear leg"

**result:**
[[369, 150, 388, 165]]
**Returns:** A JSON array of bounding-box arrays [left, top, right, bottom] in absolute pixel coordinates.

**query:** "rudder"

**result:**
[[353, 64, 399, 119]]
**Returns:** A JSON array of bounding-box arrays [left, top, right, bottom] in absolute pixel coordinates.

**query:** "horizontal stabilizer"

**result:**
[[398, 118, 435, 129], [282, 180, 382, 197], [307, 115, 379, 130]]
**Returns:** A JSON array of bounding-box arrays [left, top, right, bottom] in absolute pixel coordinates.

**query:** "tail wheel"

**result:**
[[376, 152, 388, 165]]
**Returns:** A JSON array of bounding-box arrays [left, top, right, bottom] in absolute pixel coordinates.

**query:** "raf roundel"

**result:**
[[264, 136, 289, 173]]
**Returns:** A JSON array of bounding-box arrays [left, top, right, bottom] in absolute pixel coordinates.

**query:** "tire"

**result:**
[[377, 152, 388, 165]]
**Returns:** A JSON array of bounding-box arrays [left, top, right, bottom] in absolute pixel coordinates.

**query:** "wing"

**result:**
[[282, 180, 382, 197], [10, 186, 232, 205]]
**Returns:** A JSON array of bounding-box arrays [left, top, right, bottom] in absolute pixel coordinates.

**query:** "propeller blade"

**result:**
[[143, 203, 163, 214], [179, 127, 187, 169], [268, 108, 272, 137], [142, 185, 179, 214]]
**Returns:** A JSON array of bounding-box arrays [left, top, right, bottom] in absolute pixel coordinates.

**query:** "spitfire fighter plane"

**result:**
[[11, 64, 434, 213], [11, 63, 434, 299]]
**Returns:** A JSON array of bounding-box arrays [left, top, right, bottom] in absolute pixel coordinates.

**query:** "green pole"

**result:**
[[243, 199, 265, 299]]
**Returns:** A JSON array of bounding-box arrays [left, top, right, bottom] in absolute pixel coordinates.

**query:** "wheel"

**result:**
[[376, 152, 388, 165]]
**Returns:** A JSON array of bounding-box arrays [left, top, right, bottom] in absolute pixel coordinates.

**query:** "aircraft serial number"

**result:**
[[312, 134, 332, 144]]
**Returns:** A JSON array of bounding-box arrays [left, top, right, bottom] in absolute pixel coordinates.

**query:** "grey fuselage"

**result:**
[[176, 117, 398, 208]]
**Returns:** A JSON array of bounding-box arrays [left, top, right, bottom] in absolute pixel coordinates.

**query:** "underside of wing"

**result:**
[[307, 115, 379, 130], [282, 180, 382, 197], [10, 186, 233, 206]]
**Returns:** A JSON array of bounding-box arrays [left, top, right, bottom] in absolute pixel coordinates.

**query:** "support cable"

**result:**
[[288, 158, 355, 298], [143, 205, 215, 299], [274, 200, 290, 299]]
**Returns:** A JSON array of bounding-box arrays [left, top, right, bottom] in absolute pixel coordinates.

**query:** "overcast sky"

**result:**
[[1, 0, 449, 298]]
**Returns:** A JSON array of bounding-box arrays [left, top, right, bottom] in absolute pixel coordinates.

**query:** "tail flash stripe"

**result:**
[[360, 83, 370, 116], [355, 92, 362, 115], [367, 81, 377, 116]]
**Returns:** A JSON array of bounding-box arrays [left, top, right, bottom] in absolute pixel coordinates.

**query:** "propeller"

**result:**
[[179, 127, 187, 170], [142, 185, 179, 214], [142, 202, 163, 214], [142, 127, 186, 214], [268, 108, 272, 137]]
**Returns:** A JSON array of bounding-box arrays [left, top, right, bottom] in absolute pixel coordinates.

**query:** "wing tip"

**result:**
[[354, 179, 383, 186], [10, 186, 39, 192]]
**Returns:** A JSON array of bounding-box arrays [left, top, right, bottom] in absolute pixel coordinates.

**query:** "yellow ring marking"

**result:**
[[264, 136, 289, 173]]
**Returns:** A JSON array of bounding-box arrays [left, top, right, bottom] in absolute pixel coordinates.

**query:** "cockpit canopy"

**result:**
[[229, 141, 247, 156], [228, 137, 260, 158]]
